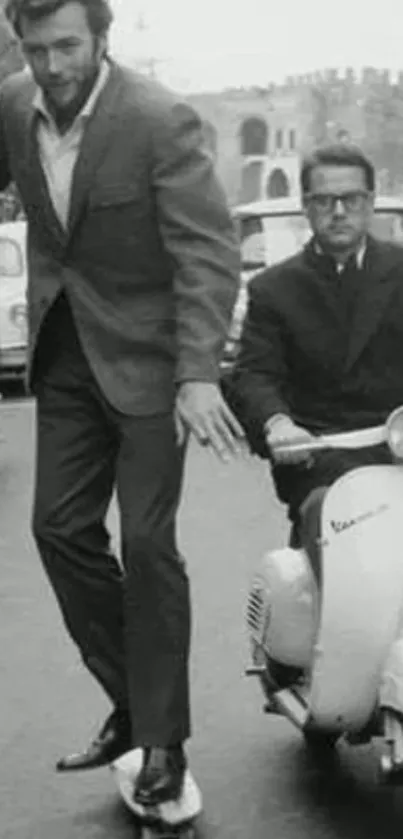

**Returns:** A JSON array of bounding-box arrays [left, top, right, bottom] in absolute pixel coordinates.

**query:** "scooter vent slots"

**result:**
[[246, 582, 270, 643]]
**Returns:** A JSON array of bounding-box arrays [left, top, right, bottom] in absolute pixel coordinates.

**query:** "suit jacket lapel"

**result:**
[[345, 236, 401, 369], [67, 63, 123, 238]]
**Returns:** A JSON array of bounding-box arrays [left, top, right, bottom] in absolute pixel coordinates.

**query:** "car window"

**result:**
[[240, 214, 310, 269], [238, 217, 266, 269], [0, 237, 23, 277], [371, 212, 403, 244]]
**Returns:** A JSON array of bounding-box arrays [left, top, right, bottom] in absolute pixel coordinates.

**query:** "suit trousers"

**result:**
[[31, 295, 191, 747]]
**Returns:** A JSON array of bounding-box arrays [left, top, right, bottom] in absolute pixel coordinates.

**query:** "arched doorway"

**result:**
[[266, 168, 290, 198], [240, 117, 268, 157], [239, 160, 263, 203]]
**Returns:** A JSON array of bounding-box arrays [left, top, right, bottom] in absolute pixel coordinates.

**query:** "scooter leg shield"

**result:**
[[309, 465, 403, 733]]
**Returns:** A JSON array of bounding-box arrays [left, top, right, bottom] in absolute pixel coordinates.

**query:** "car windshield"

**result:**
[[239, 210, 403, 270], [0, 237, 23, 277]]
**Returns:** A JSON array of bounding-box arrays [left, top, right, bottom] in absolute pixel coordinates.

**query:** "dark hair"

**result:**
[[300, 143, 375, 194], [5, 0, 113, 38]]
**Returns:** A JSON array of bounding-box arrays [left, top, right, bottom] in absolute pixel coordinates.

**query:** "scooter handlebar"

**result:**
[[271, 424, 388, 457]]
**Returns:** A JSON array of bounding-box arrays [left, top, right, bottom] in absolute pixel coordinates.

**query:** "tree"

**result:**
[[0, 9, 24, 217], [363, 85, 403, 194], [0, 7, 24, 83]]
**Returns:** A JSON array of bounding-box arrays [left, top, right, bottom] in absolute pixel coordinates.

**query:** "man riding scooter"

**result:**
[[230, 142, 403, 549]]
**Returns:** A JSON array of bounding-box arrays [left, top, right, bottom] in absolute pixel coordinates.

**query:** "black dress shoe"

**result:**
[[56, 708, 132, 772], [134, 744, 186, 807]]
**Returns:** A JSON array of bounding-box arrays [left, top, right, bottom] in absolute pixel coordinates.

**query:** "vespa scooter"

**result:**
[[245, 405, 403, 782]]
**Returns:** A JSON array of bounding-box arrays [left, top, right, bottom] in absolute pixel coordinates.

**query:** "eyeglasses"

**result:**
[[305, 191, 372, 213]]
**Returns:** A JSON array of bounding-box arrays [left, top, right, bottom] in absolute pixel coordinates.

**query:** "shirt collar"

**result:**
[[33, 60, 110, 132], [314, 238, 367, 272]]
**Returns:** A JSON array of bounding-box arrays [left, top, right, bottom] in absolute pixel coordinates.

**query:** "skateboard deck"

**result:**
[[111, 748, 202, 836]]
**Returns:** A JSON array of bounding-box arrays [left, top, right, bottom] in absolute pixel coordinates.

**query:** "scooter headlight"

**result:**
[[386, 407, 403, 459]]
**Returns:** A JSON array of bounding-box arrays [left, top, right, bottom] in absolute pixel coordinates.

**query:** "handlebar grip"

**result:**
[[271, 425, 387, 457], [271, 438, 327, 457]]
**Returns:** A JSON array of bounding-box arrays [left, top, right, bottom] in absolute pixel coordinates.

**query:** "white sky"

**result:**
[[108, 0, 403, 92]]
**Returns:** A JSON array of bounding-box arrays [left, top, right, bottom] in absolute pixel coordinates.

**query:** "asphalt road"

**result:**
[[1, 396, 403, 839]]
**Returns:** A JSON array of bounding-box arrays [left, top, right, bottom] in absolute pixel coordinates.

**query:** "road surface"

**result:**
[[1, 397, 403, 839]]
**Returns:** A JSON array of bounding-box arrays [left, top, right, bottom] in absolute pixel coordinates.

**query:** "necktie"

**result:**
[[339, 255, 360, 326]]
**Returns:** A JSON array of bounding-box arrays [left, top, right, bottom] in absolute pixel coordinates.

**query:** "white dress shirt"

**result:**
[[314, 238, 367, 273], [33, 62, 110, 230]]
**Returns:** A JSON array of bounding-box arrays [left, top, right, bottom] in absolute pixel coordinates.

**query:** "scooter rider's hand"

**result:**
[[265, 414, 316, 465]]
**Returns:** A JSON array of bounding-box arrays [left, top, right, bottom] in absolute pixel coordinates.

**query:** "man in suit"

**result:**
[[2, 0, 243, 806], [231, 143, 403, 542]]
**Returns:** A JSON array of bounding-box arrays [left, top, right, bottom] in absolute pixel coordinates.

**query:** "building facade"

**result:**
[[187, 68, 403, 206]]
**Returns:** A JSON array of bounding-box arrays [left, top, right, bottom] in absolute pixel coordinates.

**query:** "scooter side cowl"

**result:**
[[247, 547, 319, 672]]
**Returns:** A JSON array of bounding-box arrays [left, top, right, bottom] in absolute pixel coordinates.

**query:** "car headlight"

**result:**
[[386, 406, 403, 458]]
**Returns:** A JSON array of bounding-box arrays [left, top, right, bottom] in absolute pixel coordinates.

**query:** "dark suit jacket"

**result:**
[[230, 236, 403, 457], [0, 62, 240, 414]]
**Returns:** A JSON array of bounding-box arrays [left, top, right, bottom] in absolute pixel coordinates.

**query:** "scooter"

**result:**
[[245, 405, 403, 782]]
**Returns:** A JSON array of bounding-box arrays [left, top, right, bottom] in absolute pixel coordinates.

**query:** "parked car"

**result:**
[[0, 220, 28, 382], [221, 195, 403, 372]]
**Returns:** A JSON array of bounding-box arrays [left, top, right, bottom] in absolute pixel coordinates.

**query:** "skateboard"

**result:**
[[111, 748, 202, 838]]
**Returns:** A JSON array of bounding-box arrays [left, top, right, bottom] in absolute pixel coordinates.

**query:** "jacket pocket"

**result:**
[[88, 183, 143, 209]]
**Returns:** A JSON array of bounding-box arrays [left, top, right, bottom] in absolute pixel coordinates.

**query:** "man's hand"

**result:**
[[175, 381, 245, 461], [266, 415, 315, 465]]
